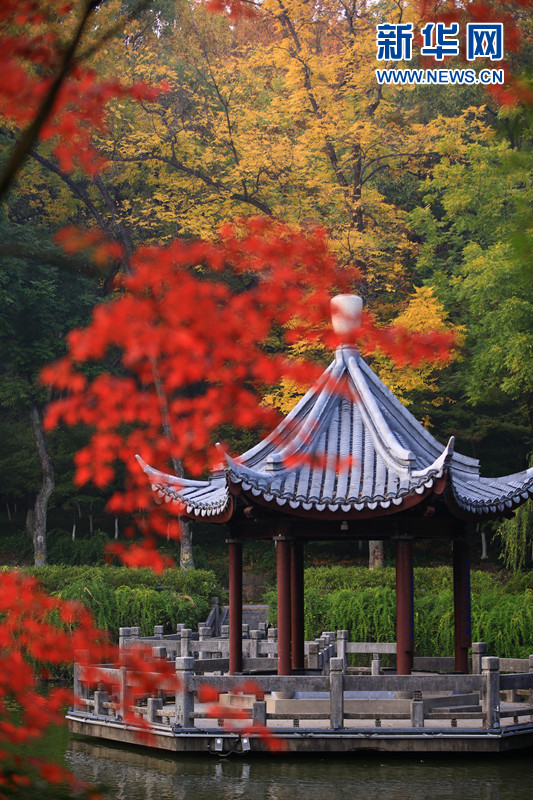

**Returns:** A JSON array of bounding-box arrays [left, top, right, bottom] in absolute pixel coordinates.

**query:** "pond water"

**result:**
[[47, 725, 533, 800]]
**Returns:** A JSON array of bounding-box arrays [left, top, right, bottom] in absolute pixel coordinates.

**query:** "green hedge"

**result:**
[[267, 567, 533, 659], [2, 566, 223, 640]]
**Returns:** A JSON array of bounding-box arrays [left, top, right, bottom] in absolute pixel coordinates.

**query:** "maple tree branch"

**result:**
[[28, 148, 107, 228], [0, 0, 98, 200], [0, 0, 156, 202]]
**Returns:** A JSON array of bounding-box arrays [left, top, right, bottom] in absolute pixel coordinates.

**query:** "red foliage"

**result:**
[[417, 0, 533, 106], [0, 572, 114, 789], [0, 1, 161, 176]]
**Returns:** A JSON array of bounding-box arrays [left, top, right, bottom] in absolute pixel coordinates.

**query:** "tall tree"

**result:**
[[0, 219, 98, 563]]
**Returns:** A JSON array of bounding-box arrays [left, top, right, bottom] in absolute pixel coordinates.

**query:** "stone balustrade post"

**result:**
[[211, 596, 220, 636], [199, 626, 211, 641], [118, 665, 127, 719], [175, 657, 195, 729], [252, 700, 267, 726], [336, 630, 348, 672], [249, 630, 260, 659], [482, 656, 500, 729], [153, 625, 164, 639], [472, 642, 487, 675], [307, 642, 319, 670], [119, 627, 132, 649], [152, 646, 167, 660], [93, 690, 109, 716], [221, 625, 229, 638], [242, 623, 250, 640], [180, 629, 192, 658], [147, 697, 163, 724], [371, 654, 382, 676], [73, 663, 82, 711], [329, 657, 344, 730], [410, 690, 424, 728], [268, 628, 278, 658]]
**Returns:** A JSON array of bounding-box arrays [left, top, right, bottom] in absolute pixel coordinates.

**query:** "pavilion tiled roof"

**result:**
[[137, 297, 533, 523]]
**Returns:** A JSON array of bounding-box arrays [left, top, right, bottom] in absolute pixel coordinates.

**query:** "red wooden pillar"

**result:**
[[228, 538, 243, 674], [276, 536, 292, 675], [453, 536, 471, 673], [291, 541, 305, 670], [396, 537, 414, 675]]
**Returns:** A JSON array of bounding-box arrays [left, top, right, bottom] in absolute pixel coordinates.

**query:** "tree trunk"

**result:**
[[179, 518, 194, 570], [481, 529, 488, 561], [151, 357, 194, 570], [369, 540, 384, 569], [29, 404, 54, 565], [172, 457, 194, 569]]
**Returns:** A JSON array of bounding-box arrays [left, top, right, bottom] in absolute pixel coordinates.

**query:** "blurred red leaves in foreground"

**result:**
[[417, 0, 533, 106], [0, 572, 280, 787], [0, 0, 160, 178], [0, 572, 112, 794]]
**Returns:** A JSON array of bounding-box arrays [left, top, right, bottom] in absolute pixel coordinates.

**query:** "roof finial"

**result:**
[[331, 294, 363, 340]]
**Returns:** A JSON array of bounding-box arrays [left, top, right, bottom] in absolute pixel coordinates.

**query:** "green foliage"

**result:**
[[408, 131, 533, 459], [46, 530, 110, 565], [57, 576, 118, 632], [0, 218, 97, 409], [22, 564, 220, 594], [114, 585, 209, 635], [303, 565, 398, 592], [1, 566, 222, 640], [497, 499, 533, 573], [267, 567, 533, 659], [472, 588, 533, 659]]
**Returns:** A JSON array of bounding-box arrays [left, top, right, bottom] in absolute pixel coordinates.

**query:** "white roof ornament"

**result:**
[[331, 294, 363, 339]]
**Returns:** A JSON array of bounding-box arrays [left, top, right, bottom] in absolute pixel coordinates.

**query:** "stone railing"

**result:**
[[73, 652, 533, 732]]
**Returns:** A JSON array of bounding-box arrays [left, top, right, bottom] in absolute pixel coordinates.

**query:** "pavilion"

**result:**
[[138, 295, 533, 677]]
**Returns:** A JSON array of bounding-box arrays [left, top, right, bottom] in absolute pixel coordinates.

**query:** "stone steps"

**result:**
[[222, 604, 269, 631]]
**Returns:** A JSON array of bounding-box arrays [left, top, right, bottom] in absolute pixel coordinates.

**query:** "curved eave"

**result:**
[[149, 484, 234, 523], [445, 468, 533, 522], [229, 473, 446, 520], [135, 455, 233, 523], [177, 497, 234, 523]]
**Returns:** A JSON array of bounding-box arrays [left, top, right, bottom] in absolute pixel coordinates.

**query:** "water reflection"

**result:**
[[67, 738, 533, 800]]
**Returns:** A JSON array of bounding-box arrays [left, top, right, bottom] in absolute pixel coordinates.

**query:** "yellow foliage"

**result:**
[[373, 286, 464, 406]]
